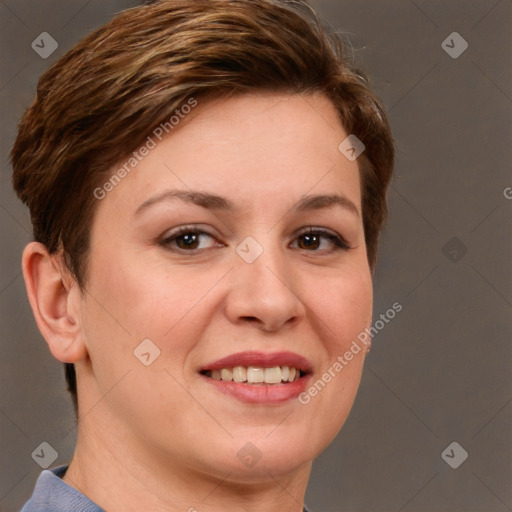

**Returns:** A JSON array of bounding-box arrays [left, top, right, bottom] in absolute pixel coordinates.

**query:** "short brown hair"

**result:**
[[11, 0, 394, 413]]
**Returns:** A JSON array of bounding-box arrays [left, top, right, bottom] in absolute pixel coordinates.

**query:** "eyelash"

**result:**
[[159, 225, 350, 254]]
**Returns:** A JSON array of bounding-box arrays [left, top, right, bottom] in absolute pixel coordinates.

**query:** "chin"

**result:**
[[210, 428, 321, 481]]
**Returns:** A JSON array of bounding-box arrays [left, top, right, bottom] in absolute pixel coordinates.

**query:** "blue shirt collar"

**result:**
[[20, 465, 104, 512]]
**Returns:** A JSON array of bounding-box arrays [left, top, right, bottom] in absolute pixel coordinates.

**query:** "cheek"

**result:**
[[312, 263, 373, 349], [297, 262, 372, 443], [79, 253, 217, 424], [82, 248, 224, 365]]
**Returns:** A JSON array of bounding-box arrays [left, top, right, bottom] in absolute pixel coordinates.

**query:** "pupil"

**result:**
[[178, 233, 199, 249], [301, 234, 319, 249]]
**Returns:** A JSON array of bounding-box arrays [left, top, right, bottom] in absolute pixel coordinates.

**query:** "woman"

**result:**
[[11, 0, 394, 510]]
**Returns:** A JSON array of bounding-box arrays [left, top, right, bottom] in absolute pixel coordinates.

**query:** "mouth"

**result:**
[[200, 365, 307, 384], [198, 351, 312, 404]]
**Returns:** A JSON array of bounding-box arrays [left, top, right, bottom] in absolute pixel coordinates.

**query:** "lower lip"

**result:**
[[200, 374, 310, 404]]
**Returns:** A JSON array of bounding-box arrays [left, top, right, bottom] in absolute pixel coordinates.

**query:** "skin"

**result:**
[[23, 92, 373, 512]]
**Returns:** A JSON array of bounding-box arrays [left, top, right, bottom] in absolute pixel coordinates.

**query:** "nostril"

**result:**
[[240, 316, 260, 323]]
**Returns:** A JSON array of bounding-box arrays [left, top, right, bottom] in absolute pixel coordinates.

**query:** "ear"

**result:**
[[22, 242, 88, 363]]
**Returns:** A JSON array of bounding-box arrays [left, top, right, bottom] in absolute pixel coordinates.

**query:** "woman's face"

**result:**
[[79, 92, 373, 480]]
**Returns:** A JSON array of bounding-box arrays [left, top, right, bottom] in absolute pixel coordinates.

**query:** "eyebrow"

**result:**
[[135, 190, 234, 215], [134, 189, 359, 217], [294, 194, 360, 217]]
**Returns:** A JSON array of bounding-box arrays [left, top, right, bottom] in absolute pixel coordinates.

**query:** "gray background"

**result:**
[[1, 1, 510, 511]]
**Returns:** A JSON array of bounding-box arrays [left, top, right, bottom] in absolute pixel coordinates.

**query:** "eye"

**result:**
[[160, 226, 222, 252], [291, 228, 350, 252], [159, 226, 350, 254]]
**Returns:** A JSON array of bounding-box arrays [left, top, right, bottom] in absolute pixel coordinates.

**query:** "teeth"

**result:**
[[264, 366, 282, 384], [220, 368, 233, 381], [232, 366, 247, 382], [247, 366, 264, 383], [205, 365, 302, 384]]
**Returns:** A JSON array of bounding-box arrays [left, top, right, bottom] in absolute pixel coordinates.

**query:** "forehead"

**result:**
[[95, 92, 361, 217]]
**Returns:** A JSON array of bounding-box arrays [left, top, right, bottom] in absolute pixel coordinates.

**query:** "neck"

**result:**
[[63, 410, 311, 512]]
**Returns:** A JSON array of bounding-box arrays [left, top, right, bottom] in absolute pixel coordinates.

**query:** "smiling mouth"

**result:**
[[200, 366, 307, 384]]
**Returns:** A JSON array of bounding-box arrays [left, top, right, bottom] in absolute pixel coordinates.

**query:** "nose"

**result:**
[[224, 243, 306, 332]]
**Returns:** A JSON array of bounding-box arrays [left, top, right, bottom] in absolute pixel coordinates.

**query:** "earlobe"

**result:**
[[22, 242, 88, 364]]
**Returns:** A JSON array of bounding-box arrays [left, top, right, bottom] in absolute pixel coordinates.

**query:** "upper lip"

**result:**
[[200, 351, 312, 373]]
